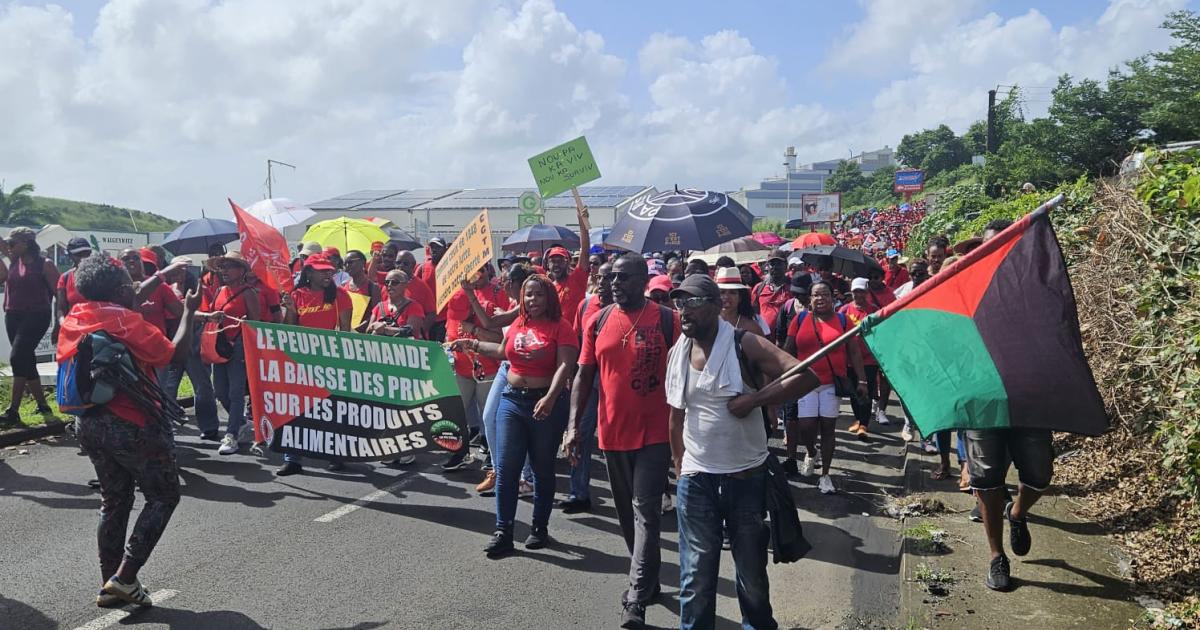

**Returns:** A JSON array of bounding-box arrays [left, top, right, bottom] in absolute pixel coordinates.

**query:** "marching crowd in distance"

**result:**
[[16, 197, 1053, 627]]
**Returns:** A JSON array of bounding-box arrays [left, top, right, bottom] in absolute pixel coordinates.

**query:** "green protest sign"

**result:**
[[528, 136, 601, 200], [243, 321, 467, 462]]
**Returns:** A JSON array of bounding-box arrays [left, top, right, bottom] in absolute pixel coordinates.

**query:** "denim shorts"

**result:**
[[964, 428, 1053, 491]]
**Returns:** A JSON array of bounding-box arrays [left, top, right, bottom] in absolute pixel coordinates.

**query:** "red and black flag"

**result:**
[[861, 197, 1108, 436]]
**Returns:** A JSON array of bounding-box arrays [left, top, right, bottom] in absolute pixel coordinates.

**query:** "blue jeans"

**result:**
[[211, 340, 247, 440], [568, 382, 598, 501], [483, 362, 532, 481], [161, 336, 218, 434], [935, 430, 968, 463], [677, 468, 776, 630], [493, 386, 568, 532]]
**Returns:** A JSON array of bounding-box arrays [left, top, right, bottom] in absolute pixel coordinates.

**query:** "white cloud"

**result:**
[[0, 0, 1188, 219]]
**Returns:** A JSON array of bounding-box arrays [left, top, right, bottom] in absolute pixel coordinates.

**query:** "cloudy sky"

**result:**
[[1, 0, 1192, 220]]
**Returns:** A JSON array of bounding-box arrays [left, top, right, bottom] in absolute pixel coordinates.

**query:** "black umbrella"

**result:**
[[501, 224, 580, 253], [161, 218, 239, 255], [605, 188, 754, 253], [793, 245, 883, 278], [383, 227, 421, 250]]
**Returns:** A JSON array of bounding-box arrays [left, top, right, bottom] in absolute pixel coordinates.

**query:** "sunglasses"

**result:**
[[604, 271, 639, 282], [673, 296, 713, 310], [383, 280, 407, 287]]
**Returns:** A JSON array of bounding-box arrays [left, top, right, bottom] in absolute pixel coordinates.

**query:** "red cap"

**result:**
[[321, 246, 340, 258], [645, 274, 673, 295], [303, 254, 336, 271], [139, 248, 159, 271], [546, 246, 570, 260], [527, 250, 540, 259]]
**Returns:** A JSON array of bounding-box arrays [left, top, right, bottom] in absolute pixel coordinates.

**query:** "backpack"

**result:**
[[592, 303, 676, 348], [55, 331, 125, 416]]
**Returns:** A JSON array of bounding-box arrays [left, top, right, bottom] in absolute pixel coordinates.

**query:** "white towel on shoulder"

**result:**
[[666, 318, 745, 409]]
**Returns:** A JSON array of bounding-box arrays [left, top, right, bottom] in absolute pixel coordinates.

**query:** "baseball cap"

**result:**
[[67, 237, 92, 254], [790, 273, 812, 294], [546, 246, 570, 260], [301, 241, 322, 256], [669, 274, 720, 302], [787, 255, 804, 268], [851, 277, 869, 292], [645, 275, 673, 295], [429, 237, 447, 247], [139, 248, 159, 270], [303, 254, 336, 271], [886, 248, 899, 259], [321, 246, 340, 258]]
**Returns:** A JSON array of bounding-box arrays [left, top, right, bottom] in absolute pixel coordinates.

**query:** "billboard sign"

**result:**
[[893, 169, 925, 193], [800, 193, 841, 223]]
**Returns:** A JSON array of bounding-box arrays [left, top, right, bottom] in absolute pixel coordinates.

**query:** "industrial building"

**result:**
[[741, 146, 896, 222]]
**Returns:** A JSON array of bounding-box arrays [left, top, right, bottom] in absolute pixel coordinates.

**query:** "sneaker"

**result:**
[[518, 479, 534, 498], [467, 426, 482, 446], [384, 454, 417, 468], [855, 425, 870, 442], [847, 421, 862, 434], [661, 493, 674, 514], [484, 530, 514, 558], [922, 441, 938, 454], [801, 453, 816, 476], [875, 407, 891, 425], [985, 554, 1012, 591], [818, 474, 836, 494], [1005, 501, 1032, 556], [199, 430, 220, 441], [441, 448, 473, 471], [525, 526, 550, 549], [901, 426, 914, 442], [102, 576, 153, 607], [620, 601, 647, 629], [96, 590, 123, 608], [782, 458, 799, 477], [558, 496, 592, 513], [327, 461, 345, 472], [969, 503, 983, 522], [276, 461, 303, 476], [217, 434, 239, 455]]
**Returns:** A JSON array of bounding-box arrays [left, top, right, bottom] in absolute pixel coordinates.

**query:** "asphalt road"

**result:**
[[0, 407, 904, 630]]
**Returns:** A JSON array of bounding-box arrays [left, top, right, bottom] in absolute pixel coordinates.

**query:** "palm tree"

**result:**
[[0, 181, 48, 226]]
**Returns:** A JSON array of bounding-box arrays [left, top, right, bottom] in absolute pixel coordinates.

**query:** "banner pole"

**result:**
[[773, 321, 863, 383]]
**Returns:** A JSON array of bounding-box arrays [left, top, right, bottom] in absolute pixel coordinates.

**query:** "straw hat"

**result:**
[[714, 266, 748, 290]]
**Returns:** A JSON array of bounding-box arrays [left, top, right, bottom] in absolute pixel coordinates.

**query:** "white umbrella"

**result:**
[[245, 198, 316, 229]]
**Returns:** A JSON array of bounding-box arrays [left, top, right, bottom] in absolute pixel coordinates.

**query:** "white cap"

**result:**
[[851, 277, 869, 292], [787, 255, 804, 267]]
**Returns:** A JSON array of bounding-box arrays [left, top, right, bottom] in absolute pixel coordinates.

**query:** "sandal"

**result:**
[[102, 577, 153, 607], [930, 466, 950, 481]]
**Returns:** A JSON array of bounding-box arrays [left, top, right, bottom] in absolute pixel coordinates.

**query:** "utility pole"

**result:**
[[266, 159, 296, 198], [986, 89, 997, 153]]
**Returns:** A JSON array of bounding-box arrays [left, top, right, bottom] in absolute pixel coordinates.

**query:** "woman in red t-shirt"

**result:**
[[783, 281, 866, 496], [195, 253, 260, 455], [276, 253, 352, 476], [450, 274, 578, 556], [366, 270, 425, 339]]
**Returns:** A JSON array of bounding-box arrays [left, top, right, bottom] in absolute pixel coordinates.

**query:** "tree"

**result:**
[[0, 182, 46, 226], [1114, 10, 1200, 142], [1048, 75, 1142, 177], [896, 125, 970, 178], [825, 160, 866, 193]]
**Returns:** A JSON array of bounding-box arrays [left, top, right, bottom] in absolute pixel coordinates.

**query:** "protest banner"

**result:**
[[244, 321, 466, 462], [528, 136, 601, 200], [434, 209, 492, 313]]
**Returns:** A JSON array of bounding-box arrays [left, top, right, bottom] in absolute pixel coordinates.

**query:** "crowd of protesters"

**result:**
[[28, 190, 1049, 626], [833, 200, 927, 254]]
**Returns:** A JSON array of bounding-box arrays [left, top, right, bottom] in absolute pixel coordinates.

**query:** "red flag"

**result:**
[[229, 198, 294, 293]]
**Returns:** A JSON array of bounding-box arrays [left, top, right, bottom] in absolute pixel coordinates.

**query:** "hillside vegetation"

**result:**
[[29, 195, 178, 232]]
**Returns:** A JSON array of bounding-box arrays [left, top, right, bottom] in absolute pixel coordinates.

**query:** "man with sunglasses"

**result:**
[[566, 253, 679, 629], [751, 251, 791, 332]]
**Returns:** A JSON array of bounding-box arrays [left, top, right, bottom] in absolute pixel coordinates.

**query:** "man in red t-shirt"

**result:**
[[545, 203, 591, 330], [399, 250, 438, 339], [883, 249, 909, 290], [415, 237, 448, 341], [566, 253, 678, 623], [751, 253, 791, 331]]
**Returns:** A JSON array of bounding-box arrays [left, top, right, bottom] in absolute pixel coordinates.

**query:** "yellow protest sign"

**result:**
[[348, 291, 371, 328], [435, 209, 493, 313]]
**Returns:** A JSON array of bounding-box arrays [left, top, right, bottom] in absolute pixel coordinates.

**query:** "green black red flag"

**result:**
[[861, 199, 1108, 436]]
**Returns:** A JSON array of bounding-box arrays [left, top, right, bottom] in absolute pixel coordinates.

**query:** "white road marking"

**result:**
[[313, 474, 418, 523], [72, 589, 179, 630]]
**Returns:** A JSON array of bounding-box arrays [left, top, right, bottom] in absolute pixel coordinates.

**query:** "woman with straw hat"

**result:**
[[713, 266, 768, 337]]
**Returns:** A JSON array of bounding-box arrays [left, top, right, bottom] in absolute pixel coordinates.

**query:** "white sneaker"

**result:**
[[518, 479, 534, 497], [662, 493, 675, 514], [874, 406, 891, 425], [217, 434, 239, 455], [901, 426, 914, 442], [801, 453, 815, 476], [818, 474, 836, 494]]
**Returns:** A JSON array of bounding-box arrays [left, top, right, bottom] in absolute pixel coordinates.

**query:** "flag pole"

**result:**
[[768, 193, 1065, 386]]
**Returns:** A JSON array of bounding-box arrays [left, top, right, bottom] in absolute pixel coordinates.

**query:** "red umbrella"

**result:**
[[792, 231, 837, 249], [752, 231, 786, 247]]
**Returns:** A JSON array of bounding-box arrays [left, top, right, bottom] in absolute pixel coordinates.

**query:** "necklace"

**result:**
[[620, 304, 649, 347]]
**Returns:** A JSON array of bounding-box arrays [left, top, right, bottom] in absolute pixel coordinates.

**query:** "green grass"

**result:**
[[30, 195, 179, 232], [0, 387, 63, 428]]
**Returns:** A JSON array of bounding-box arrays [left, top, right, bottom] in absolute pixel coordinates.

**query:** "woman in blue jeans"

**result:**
[[450, 274, 577, 557]]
